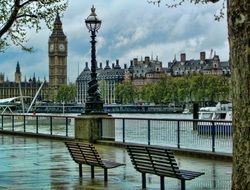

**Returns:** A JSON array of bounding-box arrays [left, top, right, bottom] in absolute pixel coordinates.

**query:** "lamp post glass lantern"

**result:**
[[84, 6, 104, 114]]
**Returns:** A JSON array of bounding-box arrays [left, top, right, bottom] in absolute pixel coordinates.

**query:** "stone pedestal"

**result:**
[[75, 114, 114, 143]]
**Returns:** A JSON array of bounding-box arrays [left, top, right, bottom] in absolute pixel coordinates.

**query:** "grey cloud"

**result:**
[[0, 0, 228, 81]]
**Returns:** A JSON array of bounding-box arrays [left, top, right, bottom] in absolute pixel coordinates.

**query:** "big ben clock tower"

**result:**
[[48, 13, 67, 100]]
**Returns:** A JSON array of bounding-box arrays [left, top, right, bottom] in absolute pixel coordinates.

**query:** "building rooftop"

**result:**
[[0, 134, 232, 189]]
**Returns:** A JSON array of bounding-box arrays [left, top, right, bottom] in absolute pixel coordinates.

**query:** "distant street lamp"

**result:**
[[84, 6, 104, 114]]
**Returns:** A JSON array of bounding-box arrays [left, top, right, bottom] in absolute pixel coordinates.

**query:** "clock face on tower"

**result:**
[[59, 43, 65, 51], [49, 44, 54, 52]]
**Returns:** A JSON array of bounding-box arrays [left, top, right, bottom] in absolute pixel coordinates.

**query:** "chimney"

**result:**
[[124, 64, 127, 69], [112, 63, 115, 69], [116, 59, 119, 66], [200, 52, 206, 61], [180, 53, 186, 62], [133, 58, 138, 65], [145, 56, 150, 64], [84, 62, 90, 71], [99, 62, 102, 69], [129, 60, 134, 69], [104, 60, 111, 70]]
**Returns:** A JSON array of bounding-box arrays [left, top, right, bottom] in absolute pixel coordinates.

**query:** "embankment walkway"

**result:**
[[0, 134, 232, 190]]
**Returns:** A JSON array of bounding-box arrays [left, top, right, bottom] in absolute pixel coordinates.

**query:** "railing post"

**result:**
[[148, 120, 151, 145], [1, 115, 3, 129], [24, 115, 26, 132], [50, 117, 53, 135], [66, 117, 68, 137], [212, 121, 215, 152], [12, 115, 14, 131], [36, 116, 38, 134], [99, 118, 103, 139], [122, 118, 125, 143], [177, 121, 180, 148]]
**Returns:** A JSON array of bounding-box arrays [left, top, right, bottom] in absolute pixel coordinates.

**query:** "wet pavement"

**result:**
[[0, 134, 232, 190]]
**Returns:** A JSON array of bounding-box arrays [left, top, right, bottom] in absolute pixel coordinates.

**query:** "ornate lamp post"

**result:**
[[84, 6, 104, 114]]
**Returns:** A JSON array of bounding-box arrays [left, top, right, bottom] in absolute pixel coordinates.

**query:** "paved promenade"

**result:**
[[0, 134, 232, 190]]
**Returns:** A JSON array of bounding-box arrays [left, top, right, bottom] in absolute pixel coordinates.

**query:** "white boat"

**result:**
[[182, 108, 191, 114], [197, 102, 232, 135]]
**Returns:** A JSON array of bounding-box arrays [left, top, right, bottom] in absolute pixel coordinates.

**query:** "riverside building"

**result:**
[[76, 56, 164, 104], [124, 56, 165, 88], [76, 53, 230, 105], [167, 52, 230, 76], [0, 62, 49, 100], [76, 60, 125, 104]]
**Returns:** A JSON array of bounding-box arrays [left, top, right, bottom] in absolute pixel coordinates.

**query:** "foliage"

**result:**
[[56, 84, 76, 103], [147, 0, 225, 20], [115, 81, 135, 104], [99, 80, 108, 103], [116, 74, 230, 104], [0, 0, 68, 52]]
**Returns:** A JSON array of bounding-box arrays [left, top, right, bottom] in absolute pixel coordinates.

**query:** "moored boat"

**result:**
[[182, 108, 191, 114], [197, 103, 232, 135]]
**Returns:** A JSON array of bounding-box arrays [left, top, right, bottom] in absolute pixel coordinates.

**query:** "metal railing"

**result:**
[[102, 117, 233, 153], [0, 113, 232, 153], [0, 113, 75, 138]]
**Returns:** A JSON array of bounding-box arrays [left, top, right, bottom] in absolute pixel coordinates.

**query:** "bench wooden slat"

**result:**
[[180, 170, 204, 180], [102, 160, 124, 168]]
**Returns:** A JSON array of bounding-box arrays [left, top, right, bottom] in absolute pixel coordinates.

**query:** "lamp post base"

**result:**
[[83, 101, 106, 115]]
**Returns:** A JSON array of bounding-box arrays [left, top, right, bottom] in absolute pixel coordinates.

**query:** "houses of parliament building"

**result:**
[[0, 14, 67, 101]]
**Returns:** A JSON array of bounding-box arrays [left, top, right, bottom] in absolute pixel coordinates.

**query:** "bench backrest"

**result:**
[[127, 144, 182, 178], [65, 142, 104, 167]]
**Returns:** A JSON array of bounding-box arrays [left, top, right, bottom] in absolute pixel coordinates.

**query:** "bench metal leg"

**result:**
[[142, 173, 146, 189], [79, 164, 82, 177], [104, 168, 108, 181], [181, 180, 185, 190], [160, 176, 165, 190], [91, 166, 95, 179]]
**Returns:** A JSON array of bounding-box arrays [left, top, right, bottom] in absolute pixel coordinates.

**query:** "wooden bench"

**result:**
[[65, 141, 124, 181], [126, 144, 205, 190]]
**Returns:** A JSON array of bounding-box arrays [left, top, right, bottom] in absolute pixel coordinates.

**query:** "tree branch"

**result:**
[[19, 0, 38, 8], [148, 0, 220, 4], [16, 14, 38, 19], [0, 0, 20, 38]]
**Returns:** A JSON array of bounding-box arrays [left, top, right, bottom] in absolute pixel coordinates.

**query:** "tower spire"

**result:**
[[50, 13, 66, 39], [16, 61, 20, 73], [15, 61, 21, 83]]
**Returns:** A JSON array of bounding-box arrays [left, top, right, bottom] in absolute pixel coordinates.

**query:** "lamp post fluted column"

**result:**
[[84, 6, 104, 114]]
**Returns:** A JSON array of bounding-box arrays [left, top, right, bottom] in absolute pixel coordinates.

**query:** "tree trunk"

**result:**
[[228, 0, 250, 189]]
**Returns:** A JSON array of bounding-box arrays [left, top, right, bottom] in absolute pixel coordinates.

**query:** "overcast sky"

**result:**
[[0, 0, 228, 82]]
